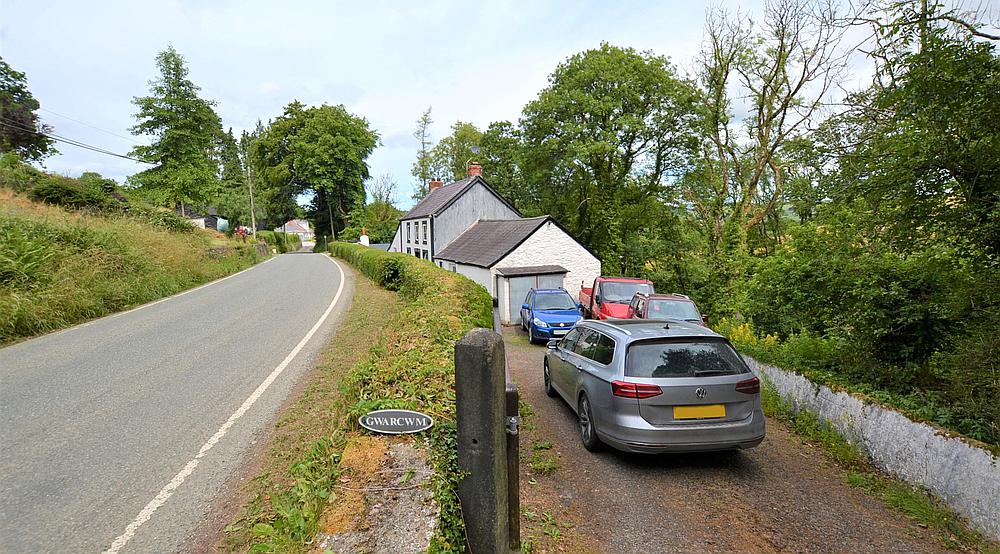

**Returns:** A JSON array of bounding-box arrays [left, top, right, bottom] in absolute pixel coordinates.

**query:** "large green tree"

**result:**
[[128, 46, 222, 214], [214, 128, 252, 228], [518, 43, 700, 269], [429, 121, 482, 182], [0, 57, 55, 161], [828, 0, 1000, 260], [252, 102, 379, 237]]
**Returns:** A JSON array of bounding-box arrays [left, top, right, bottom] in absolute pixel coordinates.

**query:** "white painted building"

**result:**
[[389, 168, 601, 325], [434, 216, 601, 325]]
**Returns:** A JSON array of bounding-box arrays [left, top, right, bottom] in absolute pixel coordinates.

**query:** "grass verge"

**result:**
[[222, 268, 401, 552], [761, 380, 999, 552], [0, 188, 262, 345], [226, 243, 492, 552]]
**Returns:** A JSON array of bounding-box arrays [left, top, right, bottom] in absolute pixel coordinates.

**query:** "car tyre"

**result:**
[[578, 394, 604, 452], [528, 325, 538, 344], [543, 361, 557, 398]]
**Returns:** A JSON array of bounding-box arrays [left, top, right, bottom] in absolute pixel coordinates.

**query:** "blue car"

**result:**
[[520, 288, 584, 344]]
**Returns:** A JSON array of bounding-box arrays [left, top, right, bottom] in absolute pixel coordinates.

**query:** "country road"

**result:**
[[0, 252, 353, 553]]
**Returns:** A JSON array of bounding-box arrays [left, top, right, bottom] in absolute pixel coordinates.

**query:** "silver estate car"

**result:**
[[543, 319, 765, 453]]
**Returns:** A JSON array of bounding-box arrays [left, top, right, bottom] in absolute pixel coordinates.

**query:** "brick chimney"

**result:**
[[428, 177, 444, 193], [467, 162, 483, 178]]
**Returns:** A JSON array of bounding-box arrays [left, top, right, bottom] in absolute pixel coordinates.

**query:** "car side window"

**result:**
[[524, 291, 532, 306], [592, 334, 616, 365], [636, 299, 645, 318], [574, 330, 600, 359], [560, 328, 583, 351]]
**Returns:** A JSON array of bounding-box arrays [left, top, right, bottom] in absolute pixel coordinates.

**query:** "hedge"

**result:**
[[257, 230, 302, 253], [243, 242, 492, 552]]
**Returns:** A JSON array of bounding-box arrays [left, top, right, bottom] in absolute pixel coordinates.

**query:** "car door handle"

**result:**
[[574, 363, 584, 371]]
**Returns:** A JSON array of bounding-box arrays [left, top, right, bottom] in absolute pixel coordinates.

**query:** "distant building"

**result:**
[[389, 164, 601, 325], [177, 206, 227, 232], [276, 219, 314, 241]]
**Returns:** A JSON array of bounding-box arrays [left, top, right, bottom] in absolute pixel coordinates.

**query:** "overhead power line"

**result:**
[[38, 107, 141, 144], [0, 116, 154, 165]]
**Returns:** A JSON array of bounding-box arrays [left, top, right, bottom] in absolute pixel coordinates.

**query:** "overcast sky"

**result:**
[[0, 0, 890, 209]]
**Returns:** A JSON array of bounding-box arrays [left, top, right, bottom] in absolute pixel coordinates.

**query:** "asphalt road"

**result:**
[[0, 252, 353, 553]]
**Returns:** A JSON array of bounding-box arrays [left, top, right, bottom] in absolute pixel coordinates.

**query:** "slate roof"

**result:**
[[400, 177, 477, 220], [434, 216, 550, 267], [400, 175, 520, 221], [495, 265, 568, 277]]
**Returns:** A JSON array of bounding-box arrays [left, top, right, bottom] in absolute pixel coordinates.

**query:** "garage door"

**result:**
[[507, 274, 567, 325]]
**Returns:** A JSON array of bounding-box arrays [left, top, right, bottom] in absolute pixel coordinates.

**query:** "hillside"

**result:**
[[0, 156, 264, 345]]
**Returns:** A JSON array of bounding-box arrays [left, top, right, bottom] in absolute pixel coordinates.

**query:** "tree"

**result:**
[[214, 128, 252, 228], [128, 46, 222, 214], [479, 121, 526, 209], [519, 43, 700, 268], [252, 102, 379, 238], [829, 0, 1000, 259], [341, 173, 403, 243], [411, 107, 434, 200], [683, 0, 847, 309], [429, 121, 482, 182], [0, 57, 56, 161]]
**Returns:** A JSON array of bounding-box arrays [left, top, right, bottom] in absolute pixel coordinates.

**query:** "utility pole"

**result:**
[[246, 163, 257, 237]]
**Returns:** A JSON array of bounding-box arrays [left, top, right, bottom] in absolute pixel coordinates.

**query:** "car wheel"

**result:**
[[543, 361, 557, 398], [578, 394, 604, 452], [528, 325, 537, 344], [521, 316, 527, 332]]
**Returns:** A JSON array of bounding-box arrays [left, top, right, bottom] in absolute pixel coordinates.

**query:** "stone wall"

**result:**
[[744, 356, 1000, 541]]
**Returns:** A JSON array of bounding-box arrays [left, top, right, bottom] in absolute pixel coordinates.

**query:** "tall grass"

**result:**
[[0, 189, 261, 344]]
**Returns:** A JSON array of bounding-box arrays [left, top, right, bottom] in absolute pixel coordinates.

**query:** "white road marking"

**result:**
[[103, 255, 345, 554]]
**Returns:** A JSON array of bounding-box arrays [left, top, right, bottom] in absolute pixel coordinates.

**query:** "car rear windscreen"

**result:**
[[647, 299, 700, 320], [625, 339, 749, 378]]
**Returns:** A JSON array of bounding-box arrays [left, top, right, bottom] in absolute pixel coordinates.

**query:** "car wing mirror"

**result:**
[[521, 303, 529, 310], [546, 339, 559, 349]]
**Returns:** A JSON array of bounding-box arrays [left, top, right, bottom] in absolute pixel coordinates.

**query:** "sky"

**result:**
[[0, 0, 917, 209]]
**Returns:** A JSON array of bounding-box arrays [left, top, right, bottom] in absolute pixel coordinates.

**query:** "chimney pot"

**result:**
[[428, 177, 444, 193], [467, 162, 483, 178]]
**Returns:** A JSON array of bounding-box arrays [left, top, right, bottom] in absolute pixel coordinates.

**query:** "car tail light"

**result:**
[[611, 380, 662, 399], [736, 376, 760, 395]]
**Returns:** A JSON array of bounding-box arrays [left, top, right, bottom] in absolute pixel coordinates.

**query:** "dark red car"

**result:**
[[628, 292, 707, 326]]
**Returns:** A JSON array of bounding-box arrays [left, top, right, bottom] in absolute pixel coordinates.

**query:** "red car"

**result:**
[[579, 276, 654, 319], [628, 292, 707, 326]]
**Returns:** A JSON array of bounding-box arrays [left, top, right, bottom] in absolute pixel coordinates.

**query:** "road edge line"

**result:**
[[103, 256, 346, 554]]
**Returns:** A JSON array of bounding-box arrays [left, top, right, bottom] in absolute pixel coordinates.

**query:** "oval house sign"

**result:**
[[359, 409, 434, 435]]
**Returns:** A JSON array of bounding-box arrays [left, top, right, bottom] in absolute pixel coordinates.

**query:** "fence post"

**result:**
[[455, 329, 509, 553]]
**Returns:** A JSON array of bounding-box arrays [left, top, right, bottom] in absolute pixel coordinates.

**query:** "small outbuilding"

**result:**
[[434, 216, 601, 325]]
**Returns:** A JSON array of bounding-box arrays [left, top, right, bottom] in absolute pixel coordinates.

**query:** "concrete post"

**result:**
[[455, 329, 509, 553]]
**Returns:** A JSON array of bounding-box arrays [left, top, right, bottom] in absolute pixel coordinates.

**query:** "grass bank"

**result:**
[[0, 188, 262, 345], [225, 243, 492, 552]]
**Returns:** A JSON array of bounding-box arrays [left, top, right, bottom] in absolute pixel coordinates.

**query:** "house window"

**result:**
[[406, 222, 411, 242], [422, 221, 428, 244], [451, 264, 457, 272], [406, 247, 411, 255], [422, 250, 429, 260]]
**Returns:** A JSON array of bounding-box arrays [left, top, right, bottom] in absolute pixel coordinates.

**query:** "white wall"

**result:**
[[746, 356, 1000, 542], [492, 221, 601, 301], [389, 225, 402, 252], [437, 262, 493, 294], [399, 218, 431, 258]]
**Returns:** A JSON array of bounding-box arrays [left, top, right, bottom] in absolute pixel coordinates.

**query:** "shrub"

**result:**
[[28, 175, 122, 211], [328, 242, 491, 551]]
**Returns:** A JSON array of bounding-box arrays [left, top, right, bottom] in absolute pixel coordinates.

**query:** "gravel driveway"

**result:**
[[504, 327, 948, 554]]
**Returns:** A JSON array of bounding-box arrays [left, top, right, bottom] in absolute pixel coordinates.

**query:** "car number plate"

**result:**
[[553, 329, 568, 335], [673, 404, 726, 420]]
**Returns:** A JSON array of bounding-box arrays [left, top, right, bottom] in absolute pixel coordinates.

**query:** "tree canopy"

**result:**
[[128, 46, 222, 213], [0, 57, 56, 161], [251, 102, 379, 237]]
